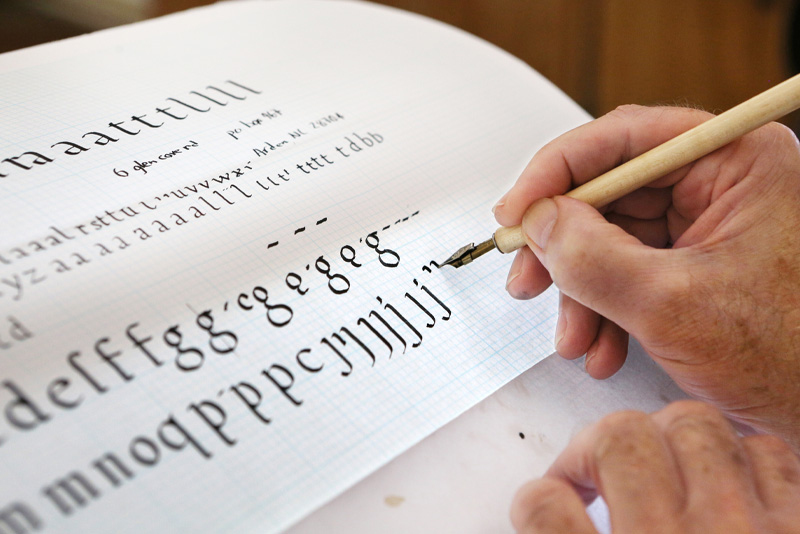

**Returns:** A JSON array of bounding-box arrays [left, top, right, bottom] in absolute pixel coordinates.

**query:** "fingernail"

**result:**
[[505, 262, 521, 292], [492, 194, 507, 215], [584, 349, 595, 375], [554, 314, 566, 352], [522, 198, 557, 249], [505, 250, 524, 298]]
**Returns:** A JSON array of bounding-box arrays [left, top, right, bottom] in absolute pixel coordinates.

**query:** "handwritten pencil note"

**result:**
[[0, 1, 589, 532]]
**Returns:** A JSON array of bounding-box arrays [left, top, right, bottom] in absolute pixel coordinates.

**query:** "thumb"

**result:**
[[522, 196, 686, 333]]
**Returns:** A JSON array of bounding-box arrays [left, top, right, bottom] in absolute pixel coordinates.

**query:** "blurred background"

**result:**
[[2, 0, 799, 127]]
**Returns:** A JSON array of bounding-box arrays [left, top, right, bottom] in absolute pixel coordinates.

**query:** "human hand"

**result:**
[[510, 401, 800, 534], [493, 105, 800, 450]]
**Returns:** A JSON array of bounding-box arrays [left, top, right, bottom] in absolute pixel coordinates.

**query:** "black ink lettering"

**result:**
[[237, 293, 253, 311], [365, 232, 400, 267], [229, 382, 272, 424], [340, 245, 361, 267], [225, 80, 262, 94], [263, 365, 303, 406], [190, 90, 227, 107], [228, 184, 252, 198], [285, 273, 308, 296], [357, 317, 393, 358], [251, 286, 293, 327], [94, 337, 134, 382], [107, 120, 140, 136], [414, 279, 452, 321], [188, 400, 236, 447], [0, 501, 42, 532], [319, 337, 352, 377], [404, 293, 435, 328], [51, 141, 89, 155], [167, 97, 210, 113], [126, 323, 163, 366], [68, 351, 107, 393], [155, 106, 187, 120], [130, 437, 160, 466], [341, 327, 375, 367], [382, 299, 422, 347], [163, 326, 205, 371], [157, 415, 211, 459], [369, 309, 406, 354], [42, 472, 100, 515], [295, 347, 322, 373], [3, 380, 50, 430], [92, 453, 134, 487], [195, 310, 238, 354], [315, 256, 350, 294], [130, 114, 163, 128], [46, 377, 82, 409]]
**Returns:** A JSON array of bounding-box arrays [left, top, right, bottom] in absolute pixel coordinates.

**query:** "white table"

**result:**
[[289, 341, 686, 533]]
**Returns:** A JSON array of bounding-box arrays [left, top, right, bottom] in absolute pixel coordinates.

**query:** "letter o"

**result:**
[[130, 436, 161, 466]]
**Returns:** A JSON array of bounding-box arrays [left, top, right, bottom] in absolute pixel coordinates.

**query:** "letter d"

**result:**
[[355, 132, 374, 147], [346, 136, 362, 152], [3, 380, 50, 430]]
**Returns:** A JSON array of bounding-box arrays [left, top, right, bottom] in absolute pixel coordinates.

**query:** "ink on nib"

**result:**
[[439, 238, 496, 268]]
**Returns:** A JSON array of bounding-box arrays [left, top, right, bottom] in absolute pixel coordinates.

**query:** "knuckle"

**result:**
[[607, 104, 714, 123], [607, 104, 648, 119], [593, 411, 656, 464], [760, 121, 799, 149], [744, 435, 800, 486], [527, 477, 576, 504], [660, 402, 747, 462], [596, 409, 651, 434], [545, 210, 616, 299], [745, 433, 791, 453], [515, 479, 584, 531], [663, 399, 721, 419], [661, 400, 731, 434]]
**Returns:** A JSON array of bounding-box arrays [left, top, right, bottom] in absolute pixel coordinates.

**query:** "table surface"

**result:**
[[288, 340, 687, 533]]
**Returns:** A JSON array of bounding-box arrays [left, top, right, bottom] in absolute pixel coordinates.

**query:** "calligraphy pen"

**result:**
[[440, 72, 800, 269]]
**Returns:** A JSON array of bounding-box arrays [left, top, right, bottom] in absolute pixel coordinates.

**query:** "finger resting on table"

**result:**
[[652, 401, 761, 525], [740, 433, 800, 511], [545, 410, 684, 530], [510, 478, 599, 534]]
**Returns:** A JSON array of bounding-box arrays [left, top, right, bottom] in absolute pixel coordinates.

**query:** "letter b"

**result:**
[[355, 132, 373, 147]]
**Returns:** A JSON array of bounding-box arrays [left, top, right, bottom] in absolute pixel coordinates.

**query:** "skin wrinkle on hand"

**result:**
[[501, 104, 800, 532], [512, 402, 800, 533], [495, 105, 800, 452]]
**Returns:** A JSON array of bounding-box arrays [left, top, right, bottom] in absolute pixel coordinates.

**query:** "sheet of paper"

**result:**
[[0, 1, 589, 532]]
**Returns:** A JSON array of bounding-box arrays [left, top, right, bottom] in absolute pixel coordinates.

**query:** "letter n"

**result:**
[[92, 453, 134, 487], [0, 501, 42, 533]]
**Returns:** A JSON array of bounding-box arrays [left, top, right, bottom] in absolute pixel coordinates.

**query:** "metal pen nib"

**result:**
[[439, 237, 497, 268]]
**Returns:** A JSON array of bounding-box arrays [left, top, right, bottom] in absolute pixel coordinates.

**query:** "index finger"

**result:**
[[494, 105, 715, 227], [543, 410, 684, 530]]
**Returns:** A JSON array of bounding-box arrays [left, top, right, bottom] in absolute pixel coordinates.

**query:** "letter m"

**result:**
[[0, 502, 42, 533], [41, 471, 100, 515]]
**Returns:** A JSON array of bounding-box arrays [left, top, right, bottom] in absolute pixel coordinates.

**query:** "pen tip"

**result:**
[[439, 243, 475, 269], [439, 243, 484, 269], [440, 237, 498, 269]]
